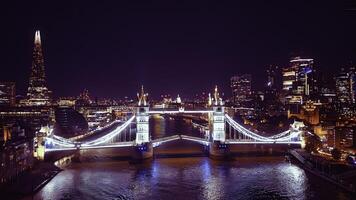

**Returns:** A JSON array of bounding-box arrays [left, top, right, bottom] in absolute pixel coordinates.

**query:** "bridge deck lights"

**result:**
[[44, 108, 304, 152]]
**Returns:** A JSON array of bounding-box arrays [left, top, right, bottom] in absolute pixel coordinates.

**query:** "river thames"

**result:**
[[27, 116, 352, 200]]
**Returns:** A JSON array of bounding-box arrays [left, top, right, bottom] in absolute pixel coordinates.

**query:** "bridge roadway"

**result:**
[[46, 133, 301, 152], [46, 138, 300, 162], [148, 109, 214, 114], [45, 141, 135, 152]]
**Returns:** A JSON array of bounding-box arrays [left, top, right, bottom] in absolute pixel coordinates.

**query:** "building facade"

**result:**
[[282, 57, 315, 105], [0, 82, 15, 106], [0, 123, 34, 184], [335, 69, 352, 104], [230, 74, 252, 105]]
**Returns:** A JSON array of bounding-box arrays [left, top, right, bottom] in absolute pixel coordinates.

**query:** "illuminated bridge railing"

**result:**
[[152, 135, 181, 147], [148, 109, 214, 114], [224, 114, 302, 144], [224, 140, 302, 144], [181, 135, 209, 146], [81, 115, 135, 146], [152, 134, 209, 147], [44, 111, 304, 153], [45, 115, 136, 152], [69, 119, 123, 141], [45, 141, 135, 152]]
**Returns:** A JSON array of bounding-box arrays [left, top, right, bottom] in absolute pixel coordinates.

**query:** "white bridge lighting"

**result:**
[[45, 111, 303, 152]]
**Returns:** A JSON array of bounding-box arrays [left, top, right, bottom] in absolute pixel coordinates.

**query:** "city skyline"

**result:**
[[0, 1, 355, 98], [1, 2, 356, 199]]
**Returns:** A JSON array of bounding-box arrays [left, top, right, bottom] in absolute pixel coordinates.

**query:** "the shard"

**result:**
[[27, 30, 51, 106]]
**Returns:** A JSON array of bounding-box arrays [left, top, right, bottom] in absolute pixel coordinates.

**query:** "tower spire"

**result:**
[[137, 85, 147, 106], [35, 30, 41, 45], [213, 85, 223, 106], [214, 85, 219, 105]]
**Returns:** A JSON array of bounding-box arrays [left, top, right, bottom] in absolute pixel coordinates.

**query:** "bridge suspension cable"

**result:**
[[81, 115, 136, 146], [45, 116, 135, 151], [224, 114, 301, 142]]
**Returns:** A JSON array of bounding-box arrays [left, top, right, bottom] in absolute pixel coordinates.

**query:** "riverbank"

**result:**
[[0, 162, 61, 200], [289, 149, 356, 193]]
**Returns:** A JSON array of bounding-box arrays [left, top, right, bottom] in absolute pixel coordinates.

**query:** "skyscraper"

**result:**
[[349, 66, 356, 103], [335, 68, 352, 104], [265, 65, 279, 102], [317, 72, 336, 104], [282, 57, 315, 104], [230, 74, 252, 105], [266, 65, 279, 89], [27, 30, 51, 106], [282, 67, 296, 92]]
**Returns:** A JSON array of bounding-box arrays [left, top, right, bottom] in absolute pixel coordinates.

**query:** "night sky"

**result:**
[[0, 1, 355, 99]]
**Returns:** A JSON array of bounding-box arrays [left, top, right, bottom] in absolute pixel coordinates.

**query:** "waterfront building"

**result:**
[[193, 92, 210, 108], [33, 125, 51, 160], [288, 100, 320, 125], [76, 89, 92, 106], [0, 123, 34, 184], [0, 140, 33, 184], [26, 31, 52, 106], [0, 106, 51, 126], [161, 94, 172, 104], [54, 106, 88, 137], [58, 97, 76, 107], [0, 82, 16, 106], [76, 105, 112, 130]]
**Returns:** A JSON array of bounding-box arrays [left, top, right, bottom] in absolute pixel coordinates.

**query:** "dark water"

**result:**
[[30, 116, 352, 200]]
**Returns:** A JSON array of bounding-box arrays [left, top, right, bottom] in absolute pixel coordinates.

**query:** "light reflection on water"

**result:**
[[31, 157, 352, 200]]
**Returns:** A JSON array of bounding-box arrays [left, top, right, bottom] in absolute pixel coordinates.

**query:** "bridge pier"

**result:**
[[209, 141, 230, 160], [131, 142, 153, 162], [72, 149, 81, 162]]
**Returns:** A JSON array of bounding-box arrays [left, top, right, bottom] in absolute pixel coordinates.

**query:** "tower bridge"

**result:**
[[42, 86, 305, 160]]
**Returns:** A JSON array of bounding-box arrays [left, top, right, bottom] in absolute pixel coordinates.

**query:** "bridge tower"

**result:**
[[209, 86, 229, 159], [132, 86, 153, 161], [291, 121, 306, 149]]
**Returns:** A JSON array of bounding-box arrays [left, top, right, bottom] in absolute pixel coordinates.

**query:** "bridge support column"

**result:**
[[209, 109, 230, 159], [72, 149, 81, 162], [132, 106, 153, 161], [208, 86, 230, 160], [132, 142, 153, 162], [209, 141, 230, 160], [132, 86, 153, 162]]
